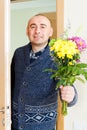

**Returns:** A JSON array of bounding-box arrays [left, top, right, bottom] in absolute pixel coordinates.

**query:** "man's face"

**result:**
[[26, 15, 53, 46]]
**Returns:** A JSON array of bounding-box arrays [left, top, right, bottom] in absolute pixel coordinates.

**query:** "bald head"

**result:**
[[27, 14, 52, 30]]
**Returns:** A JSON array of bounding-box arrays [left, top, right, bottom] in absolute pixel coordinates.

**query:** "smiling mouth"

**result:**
[[34, 36, 42, 39]]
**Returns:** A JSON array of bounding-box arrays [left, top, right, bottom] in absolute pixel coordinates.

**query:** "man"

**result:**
[[11, 14, 77, 130]]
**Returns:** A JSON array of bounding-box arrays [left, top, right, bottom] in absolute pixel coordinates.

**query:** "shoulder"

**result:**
[[15, 43, 30, 53], [13, 43, 31, 57], [11, 43, 31, 62]]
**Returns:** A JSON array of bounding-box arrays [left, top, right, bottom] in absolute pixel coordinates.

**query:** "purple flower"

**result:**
[[69, 36, 87, 51]]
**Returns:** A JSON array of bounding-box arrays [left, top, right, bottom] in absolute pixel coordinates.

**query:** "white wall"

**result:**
[[64, 0, 87, 130]]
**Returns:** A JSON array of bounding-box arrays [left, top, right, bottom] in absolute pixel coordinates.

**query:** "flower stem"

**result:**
[[62, 101, 68, 116]]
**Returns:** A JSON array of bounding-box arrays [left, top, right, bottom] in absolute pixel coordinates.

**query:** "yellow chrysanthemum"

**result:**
[[57, 52, 65, 59], [68, 61, 73, 65], [50, 39, 79, 59]]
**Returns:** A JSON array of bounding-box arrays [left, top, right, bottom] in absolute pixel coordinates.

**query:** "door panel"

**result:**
[[43, 12, 57, 39]]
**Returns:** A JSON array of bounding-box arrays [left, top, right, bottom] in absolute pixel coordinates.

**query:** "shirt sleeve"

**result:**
[[68, 85, 78, 107]]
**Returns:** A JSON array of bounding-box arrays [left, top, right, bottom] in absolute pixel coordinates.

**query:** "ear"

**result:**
[[49, 27, 53, 37]]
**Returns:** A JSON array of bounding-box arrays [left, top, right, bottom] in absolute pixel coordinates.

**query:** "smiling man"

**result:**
[[11, 14, 78, 130]]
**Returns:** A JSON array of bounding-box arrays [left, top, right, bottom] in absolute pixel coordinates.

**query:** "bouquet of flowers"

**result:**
[[49, 33, 87, 115]]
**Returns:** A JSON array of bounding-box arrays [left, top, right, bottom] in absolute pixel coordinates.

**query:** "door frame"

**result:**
[[56, 0, 64, 130], [4, 0, 11, 130]]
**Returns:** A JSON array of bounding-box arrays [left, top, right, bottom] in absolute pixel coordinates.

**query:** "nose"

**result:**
[[35, 27, 40, 34]]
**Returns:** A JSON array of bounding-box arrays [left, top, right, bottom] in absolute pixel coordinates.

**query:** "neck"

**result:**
[[31, 43, 48, 53]]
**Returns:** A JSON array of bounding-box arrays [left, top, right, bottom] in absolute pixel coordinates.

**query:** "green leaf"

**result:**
[[76, 76, 85, 83], [49, 39, 56, 46], [76, 63, 87, 68]]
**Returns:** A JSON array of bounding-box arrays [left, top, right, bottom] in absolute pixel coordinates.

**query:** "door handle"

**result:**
[[0, 107, 5, 114]]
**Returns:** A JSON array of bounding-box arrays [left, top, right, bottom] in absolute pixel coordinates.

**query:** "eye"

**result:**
[[41, 26, 46, 29], [30, 25, 36, 29], [30, 24, 37, 29]]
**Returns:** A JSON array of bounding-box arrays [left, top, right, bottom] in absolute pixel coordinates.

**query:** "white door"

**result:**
[[0, 0, 11, 130]]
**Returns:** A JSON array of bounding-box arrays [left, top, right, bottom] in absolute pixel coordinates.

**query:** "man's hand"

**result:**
[[60, 85, 75, 103]]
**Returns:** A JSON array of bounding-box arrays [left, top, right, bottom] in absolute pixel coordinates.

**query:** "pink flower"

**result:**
[[69, 36, 87, 51]]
